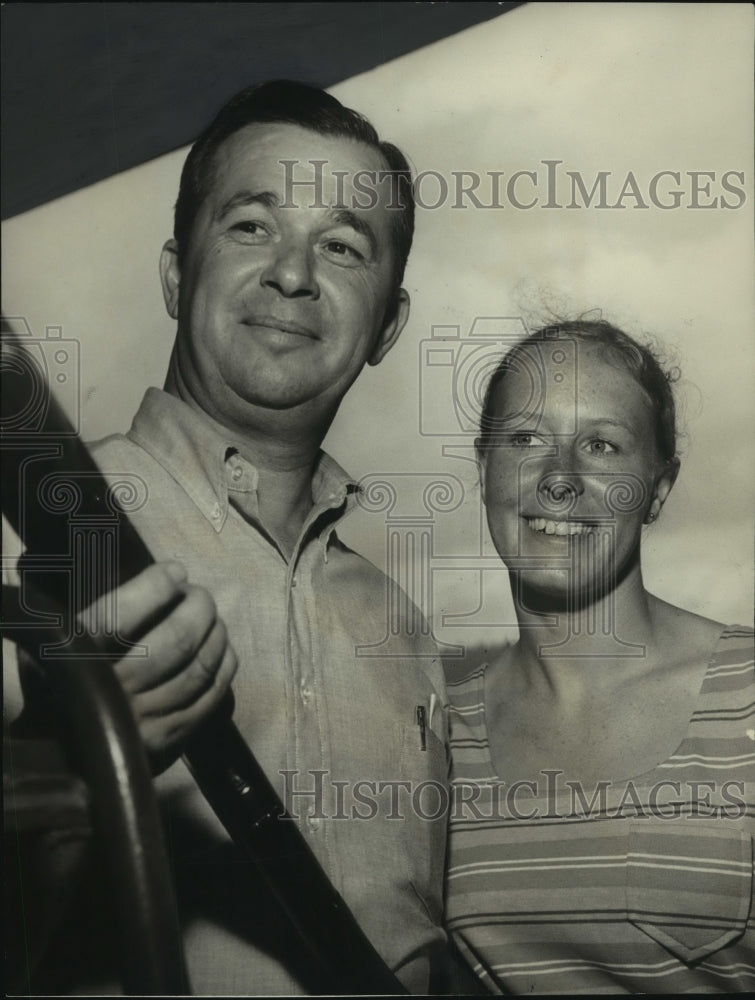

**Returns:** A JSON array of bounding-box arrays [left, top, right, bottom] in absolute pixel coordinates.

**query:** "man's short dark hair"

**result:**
[[174, 80, 415, 288]]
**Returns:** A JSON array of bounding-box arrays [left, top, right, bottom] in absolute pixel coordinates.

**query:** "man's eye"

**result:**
[[322, 240, 365, 264], [506, 432, 544, 448], [231, 221, 269, 238]]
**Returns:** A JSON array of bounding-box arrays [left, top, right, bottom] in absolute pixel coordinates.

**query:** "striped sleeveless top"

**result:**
[[446, 625, 755, 994]]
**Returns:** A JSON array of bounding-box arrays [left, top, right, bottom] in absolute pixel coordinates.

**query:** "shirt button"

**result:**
[[306, 811, 320, 832], [291, 577, 297, 588], [211, 504, 221, 520], [231, 465, 243, 482], [300, 682, 312, 705]]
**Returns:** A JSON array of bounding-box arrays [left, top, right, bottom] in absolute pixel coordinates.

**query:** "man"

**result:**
[[86, 81, 448, 994]]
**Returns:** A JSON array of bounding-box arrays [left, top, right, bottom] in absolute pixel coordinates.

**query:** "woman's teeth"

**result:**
[[526, 518, 596, 536]]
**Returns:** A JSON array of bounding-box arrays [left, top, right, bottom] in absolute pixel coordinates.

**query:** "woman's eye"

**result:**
[[587, 438, 617, 455]]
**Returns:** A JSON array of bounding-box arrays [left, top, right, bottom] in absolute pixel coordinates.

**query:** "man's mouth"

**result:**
[[243, 316, 318, 339], [525, 517, 599, 536]]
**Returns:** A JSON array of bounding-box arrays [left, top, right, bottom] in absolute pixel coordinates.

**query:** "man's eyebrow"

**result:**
[[327, 209, 377, 257], [216, 190, 279, 222]]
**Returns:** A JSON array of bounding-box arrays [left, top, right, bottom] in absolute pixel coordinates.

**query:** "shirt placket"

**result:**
[[226, 450, 349, 864], [284, 495, 348, 878], [286, 544, 324, 838]]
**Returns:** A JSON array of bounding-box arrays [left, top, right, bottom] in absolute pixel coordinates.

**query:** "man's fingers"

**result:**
[[114, 584, 219, 693], [137, 642, 239, 753], [130, 618, 234, 714], [77, 561, 188, 641], [82, 564, 239, 757]]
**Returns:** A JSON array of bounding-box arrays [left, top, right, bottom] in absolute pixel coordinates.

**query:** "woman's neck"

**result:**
[[510, 563, 662, 701]]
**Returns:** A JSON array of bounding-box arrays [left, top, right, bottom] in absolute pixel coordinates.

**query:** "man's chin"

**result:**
[[227, 379, 332, 418]]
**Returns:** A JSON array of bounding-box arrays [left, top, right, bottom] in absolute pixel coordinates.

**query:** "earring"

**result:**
[[647, 511, 656, 522]]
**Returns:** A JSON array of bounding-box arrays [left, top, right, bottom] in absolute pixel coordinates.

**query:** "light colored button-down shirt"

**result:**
[[91, 388, 449, 995]]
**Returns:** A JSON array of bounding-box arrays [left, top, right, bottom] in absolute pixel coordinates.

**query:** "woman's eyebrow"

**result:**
[[582, 418, 638, 435]]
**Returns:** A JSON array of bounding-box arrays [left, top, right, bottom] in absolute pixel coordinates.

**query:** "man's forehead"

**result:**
[[210, 122, 389, 185], [200, 122, 402, 222]]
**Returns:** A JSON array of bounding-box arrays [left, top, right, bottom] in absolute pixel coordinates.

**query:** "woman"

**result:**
[[445, 320, 754, 994]]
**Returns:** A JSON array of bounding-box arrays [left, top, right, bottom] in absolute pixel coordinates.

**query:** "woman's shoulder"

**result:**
[[707, 622, 755, 669], [650, 597, 751, 658], [443, 642, 516, 696], [641, 599, 752, 711], [443, 659, 489, 700]]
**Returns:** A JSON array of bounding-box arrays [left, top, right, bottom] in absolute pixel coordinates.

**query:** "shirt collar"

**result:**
[[127, 388, 360, 534]]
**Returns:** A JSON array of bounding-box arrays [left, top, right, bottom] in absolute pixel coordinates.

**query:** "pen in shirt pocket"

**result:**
[[415, 704, 427, 750]]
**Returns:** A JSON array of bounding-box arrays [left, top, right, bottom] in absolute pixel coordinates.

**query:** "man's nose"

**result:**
[[260, 238, 319, 298]]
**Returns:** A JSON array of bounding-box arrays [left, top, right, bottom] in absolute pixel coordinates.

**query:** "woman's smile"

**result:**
[[524, 517, 600, 536]]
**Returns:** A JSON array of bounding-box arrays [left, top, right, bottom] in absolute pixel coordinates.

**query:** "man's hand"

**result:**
[[80, 562, 237, 759]]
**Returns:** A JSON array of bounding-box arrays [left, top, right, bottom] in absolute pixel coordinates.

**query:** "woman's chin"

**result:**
[[512, 571, 618, 614]]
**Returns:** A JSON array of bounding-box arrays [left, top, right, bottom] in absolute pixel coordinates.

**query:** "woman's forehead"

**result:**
[[491, 338, 655, 425]]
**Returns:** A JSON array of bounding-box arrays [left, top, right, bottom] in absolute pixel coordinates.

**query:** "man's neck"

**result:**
[[163, 369, 332, 560], [249, 458, 319, 561]]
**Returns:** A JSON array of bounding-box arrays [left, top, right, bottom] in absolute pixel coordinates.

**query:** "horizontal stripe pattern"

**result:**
[[446, 626, 755, 994]]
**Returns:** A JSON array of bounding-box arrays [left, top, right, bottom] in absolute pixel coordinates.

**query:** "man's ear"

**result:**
[[159, 239, 181, 320], [368, 288, 410, 367]]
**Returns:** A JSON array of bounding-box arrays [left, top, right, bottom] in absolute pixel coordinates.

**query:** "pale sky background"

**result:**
[[2, 3, 753, 660]]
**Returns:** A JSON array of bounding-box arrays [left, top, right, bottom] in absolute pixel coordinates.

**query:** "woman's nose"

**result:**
[[536, 449, 585, 517]]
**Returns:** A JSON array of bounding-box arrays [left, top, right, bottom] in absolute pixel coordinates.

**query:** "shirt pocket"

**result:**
[[625, 821, 753, 963], [394, 722, 449, 926]]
